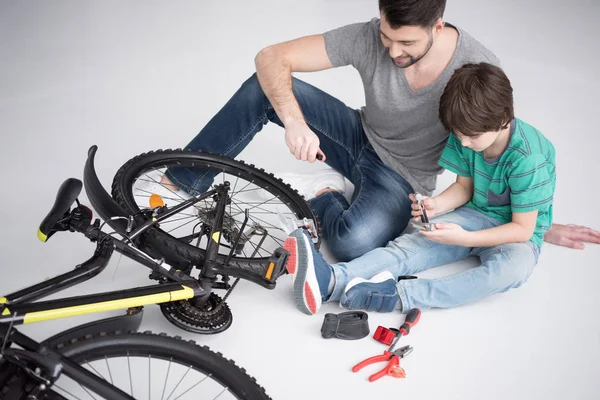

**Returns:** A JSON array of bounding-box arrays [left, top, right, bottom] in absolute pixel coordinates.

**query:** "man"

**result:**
[[160, 0, 599, 260]]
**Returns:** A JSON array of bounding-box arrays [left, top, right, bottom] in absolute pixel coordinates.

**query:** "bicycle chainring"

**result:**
[[159, 293, 233, 334]]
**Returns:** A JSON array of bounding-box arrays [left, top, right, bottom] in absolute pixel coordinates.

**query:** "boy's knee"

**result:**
[[491, 254, 535, 291], [503, 265, 533, 289]]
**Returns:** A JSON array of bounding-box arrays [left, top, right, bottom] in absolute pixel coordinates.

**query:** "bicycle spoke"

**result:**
[[105, 356, 114, 385], [139, 172, 188, 202], [161, 358, 173, 400], [52, 385, 82, 400], [78, 382, 97, 400], [165, 365, 193, 400], [172, 373, 213, 400], [166, 217, 203, 234], [148, 354, 151, 400], [128, 352, 134, 397], [83, 359, 107, 382], [214, 387, 231, 399], [160, 214, 200, 225]]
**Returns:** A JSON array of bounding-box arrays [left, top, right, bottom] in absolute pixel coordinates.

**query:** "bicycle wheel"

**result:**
[[112, 149, 320, 273], [2, 331, 271, 399]]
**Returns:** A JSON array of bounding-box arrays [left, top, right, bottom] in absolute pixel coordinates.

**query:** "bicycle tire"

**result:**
[[111, 149, 320, 272], [1, 331, 272, 399]]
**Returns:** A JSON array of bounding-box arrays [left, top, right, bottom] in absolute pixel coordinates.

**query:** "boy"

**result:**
[[283, 62, 556, 315]]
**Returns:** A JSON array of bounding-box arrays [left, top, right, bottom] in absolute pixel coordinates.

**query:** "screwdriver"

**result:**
[[387, 308, 421, 352], [415, 193, 429, 223]]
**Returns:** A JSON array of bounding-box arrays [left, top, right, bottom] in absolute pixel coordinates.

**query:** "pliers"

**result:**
[[352, 345, 413, 382], [352, 308, 421, 382]]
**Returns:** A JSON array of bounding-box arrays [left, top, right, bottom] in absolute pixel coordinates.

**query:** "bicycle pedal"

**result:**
[[264, 247, 290, 283]]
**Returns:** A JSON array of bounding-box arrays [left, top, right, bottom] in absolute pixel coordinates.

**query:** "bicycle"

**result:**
[[0, 145, 320, 398]]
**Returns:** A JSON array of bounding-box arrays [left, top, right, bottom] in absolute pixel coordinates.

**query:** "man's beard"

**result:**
[[391, 35, 434, 68]]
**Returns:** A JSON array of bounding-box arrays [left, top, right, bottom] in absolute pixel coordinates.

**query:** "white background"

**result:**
[[1, 1, 599, 399]]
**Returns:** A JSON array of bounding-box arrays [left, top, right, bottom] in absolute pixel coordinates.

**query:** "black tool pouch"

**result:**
[[321, 311, 370, 340]]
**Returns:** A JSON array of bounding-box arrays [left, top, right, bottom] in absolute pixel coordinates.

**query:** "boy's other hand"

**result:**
[[420, 223, 470, 246], [409, 193, 437, 221]]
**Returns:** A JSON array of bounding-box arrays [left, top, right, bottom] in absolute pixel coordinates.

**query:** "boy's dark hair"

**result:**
[[378, 0, 446, 29], [439, 63, 514, 136]]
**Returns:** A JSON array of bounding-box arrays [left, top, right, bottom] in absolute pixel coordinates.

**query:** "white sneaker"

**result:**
[[259, 170, 346, 201], [133, 170, 190, 208]]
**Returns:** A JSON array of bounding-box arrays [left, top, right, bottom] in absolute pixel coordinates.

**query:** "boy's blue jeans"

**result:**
[[166, 74, 414, 261], [329, 207, 541, 311]]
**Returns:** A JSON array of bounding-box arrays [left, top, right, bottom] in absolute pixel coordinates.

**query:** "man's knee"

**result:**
[[327, 228, 391, 261], [238, 73, 265, 98]]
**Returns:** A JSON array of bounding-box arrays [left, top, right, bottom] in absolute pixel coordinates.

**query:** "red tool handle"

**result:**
[[352, 353, 389, 373], [368, 356, 405, 382], [399, 308, 421, 336]]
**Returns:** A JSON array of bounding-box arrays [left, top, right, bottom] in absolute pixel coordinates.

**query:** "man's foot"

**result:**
[[135, 170, 190, 207], [259, 170, 346, 201], [283, 228, 333, 315], [340, 271, 399, 313]]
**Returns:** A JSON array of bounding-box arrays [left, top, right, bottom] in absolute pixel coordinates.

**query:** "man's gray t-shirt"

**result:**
[[323, 18, 500, 195]]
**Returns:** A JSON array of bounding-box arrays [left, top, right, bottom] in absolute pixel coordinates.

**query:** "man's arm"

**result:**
[[254, 35, 333, 162], [544, 224, 600, 249]]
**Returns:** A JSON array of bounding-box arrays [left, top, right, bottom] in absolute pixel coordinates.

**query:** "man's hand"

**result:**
[[284, 121, 325, 163], [420, 223, 471, 246], [544, 223, 600, 250], [409, 193, 437, 221]]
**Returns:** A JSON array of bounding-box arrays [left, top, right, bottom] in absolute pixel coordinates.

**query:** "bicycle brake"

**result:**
[[227, 224, 268, 255]]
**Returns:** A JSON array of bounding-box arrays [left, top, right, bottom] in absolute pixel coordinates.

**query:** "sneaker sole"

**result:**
[[283, 233, 321, 315]]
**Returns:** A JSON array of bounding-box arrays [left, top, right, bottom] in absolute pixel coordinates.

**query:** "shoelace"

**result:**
[[321, 311, 370, 340]]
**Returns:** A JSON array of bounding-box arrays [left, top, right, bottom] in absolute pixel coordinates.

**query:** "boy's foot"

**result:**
[[135, 170, 190, 207], [283, 228, 333, 315], [258, 170, 346, 201], [340, 271, 399, 313]]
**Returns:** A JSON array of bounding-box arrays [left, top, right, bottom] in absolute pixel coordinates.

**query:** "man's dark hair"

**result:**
[[378, 0, 446, 29], [439, 63, 514, 137]]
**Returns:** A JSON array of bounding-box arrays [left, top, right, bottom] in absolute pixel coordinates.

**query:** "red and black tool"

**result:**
[[353, 308, 422, 382], [373, 307, 422, 346]]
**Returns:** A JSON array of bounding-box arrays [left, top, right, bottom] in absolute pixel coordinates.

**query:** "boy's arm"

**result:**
[[432, 175, 473, 215], [432, 133, 474, 214], [463, 210, 538, 247], [447, 154, 551, 247]]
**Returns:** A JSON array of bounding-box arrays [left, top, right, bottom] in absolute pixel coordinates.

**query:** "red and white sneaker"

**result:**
[[283, 229, 332, 315]]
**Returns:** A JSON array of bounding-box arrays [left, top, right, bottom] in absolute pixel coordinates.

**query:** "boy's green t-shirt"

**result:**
[[438, 118, 556, 247]]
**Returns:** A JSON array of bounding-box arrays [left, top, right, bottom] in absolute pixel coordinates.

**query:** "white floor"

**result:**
[[1, 1, 599, 399]]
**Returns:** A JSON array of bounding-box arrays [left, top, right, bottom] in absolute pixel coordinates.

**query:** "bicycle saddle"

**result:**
[[38, 178, 82, 242]]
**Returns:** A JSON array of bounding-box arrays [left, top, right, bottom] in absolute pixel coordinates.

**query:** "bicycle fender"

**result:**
[[40, 307, 144, 349]]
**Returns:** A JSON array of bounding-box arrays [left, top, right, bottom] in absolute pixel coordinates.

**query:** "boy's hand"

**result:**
[[420, 223, 471, 246], [409, 193, 437, 221]]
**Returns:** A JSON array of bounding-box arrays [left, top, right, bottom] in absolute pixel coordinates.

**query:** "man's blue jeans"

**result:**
[[166, 74, 414, 261], [329, 207, 541, 311]]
